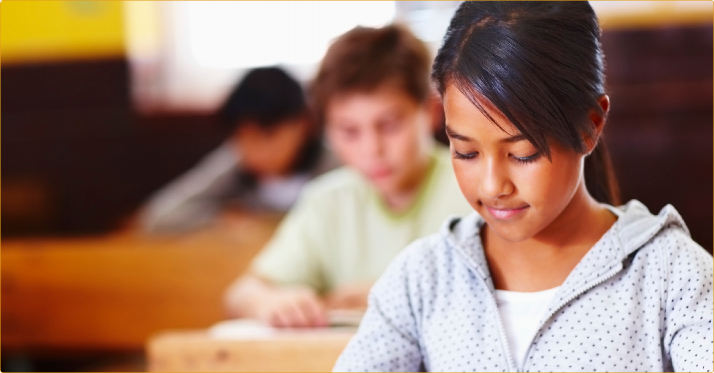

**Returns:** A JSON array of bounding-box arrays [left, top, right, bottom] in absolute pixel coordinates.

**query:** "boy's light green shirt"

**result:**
[[251, 145, 474, 293]]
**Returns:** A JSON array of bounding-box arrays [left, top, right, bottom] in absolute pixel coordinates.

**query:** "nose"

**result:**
[[362, 127, 384, 159], [479, 158, 514, 200]]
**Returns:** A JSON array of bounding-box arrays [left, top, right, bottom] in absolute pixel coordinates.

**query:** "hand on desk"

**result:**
[[325, 283, 371, 310], [255, 286, 328, 328], [225, 275, 370, 328]]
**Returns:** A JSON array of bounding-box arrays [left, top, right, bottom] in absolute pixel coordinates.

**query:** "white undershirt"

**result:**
[[494, 287, 560, 370]]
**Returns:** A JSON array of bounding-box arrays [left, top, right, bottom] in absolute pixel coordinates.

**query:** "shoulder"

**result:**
[[622, 201, 712, 267], [194, 142, 241, 173], [301, 166, 364, 195], [400, 232, 453, 271], [294, 166, 368, 206], [368, 231, 452, 318], [368, 213, 484, 322], [373, 213, 475, 290], [648, 220, 712, 287], [373, 235, 445, 288], [619, 202, 713, 292]]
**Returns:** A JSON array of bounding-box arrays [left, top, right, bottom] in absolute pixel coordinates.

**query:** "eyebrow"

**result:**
[[501, 134, 528, 144], [444, 125, 473, 142], [445, 125, 528, 144]]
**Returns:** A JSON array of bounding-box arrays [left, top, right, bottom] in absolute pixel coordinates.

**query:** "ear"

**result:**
[[584, 95, 610, 154]]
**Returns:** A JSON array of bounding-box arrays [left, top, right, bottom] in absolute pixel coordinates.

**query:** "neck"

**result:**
[[381, 154, 431, 213], [533, 181, 615, 249], [484, 181, 617, 291]]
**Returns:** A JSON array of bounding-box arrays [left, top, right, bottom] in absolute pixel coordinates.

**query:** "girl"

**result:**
[[334, 2, 712, 372]]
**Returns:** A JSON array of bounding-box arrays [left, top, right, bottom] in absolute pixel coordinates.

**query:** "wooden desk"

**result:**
[[2, 217, 279, 352], [147, 327, 354, 372]]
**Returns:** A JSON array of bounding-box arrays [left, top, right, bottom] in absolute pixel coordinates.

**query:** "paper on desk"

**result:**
[[325, 308, 364, 327], [209, 309, 364, 340]]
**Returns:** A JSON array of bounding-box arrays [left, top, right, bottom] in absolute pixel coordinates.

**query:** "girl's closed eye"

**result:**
[[452, 149, 478, 160], [512, 151, 541, 164]]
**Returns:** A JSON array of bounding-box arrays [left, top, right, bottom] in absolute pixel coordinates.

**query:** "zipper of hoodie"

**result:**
[[452, 243, 517, 371], [487, 287, 518, 372], [520, 262, 624, 371], [452, 243, 518, 371]]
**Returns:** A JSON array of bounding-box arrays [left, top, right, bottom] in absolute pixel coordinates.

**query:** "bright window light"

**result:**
[[182, 1, 396, 69]]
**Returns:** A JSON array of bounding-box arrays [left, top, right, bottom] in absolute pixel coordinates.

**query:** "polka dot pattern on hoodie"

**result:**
[[334, 201, 714, 372]]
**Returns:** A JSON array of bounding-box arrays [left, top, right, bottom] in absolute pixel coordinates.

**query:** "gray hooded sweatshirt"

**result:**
[[334, 200, 713, 372]]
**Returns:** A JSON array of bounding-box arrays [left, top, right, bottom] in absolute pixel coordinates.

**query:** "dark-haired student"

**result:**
[[335, 2, 713, 372], [141, 67, 337, 233]]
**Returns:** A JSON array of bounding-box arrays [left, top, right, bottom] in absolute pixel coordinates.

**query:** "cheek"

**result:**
[[279, 128, 306, 156], [271, 139, 298, 165], [389, 124, 426, 163], [514, 164, 554, 204], [524, 154, 583, 212], [236, 137, 259, 160], [337, 141, 360, 164], [389, 129, 414, 160], [327, 129, 352, 161]]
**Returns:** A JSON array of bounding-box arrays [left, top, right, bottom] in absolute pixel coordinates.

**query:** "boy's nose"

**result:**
[[362, 130, 385, 158]]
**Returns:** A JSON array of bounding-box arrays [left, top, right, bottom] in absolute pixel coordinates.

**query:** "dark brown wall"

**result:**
[[602, 25, 712, 251], [1, 59, 225, 234], [2, 25, 712, 250]]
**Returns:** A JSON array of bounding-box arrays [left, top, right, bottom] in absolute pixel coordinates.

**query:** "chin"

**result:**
[[371, 177, 391, 190], [485, 221, 535, 243], [374, 176, 404, 194]]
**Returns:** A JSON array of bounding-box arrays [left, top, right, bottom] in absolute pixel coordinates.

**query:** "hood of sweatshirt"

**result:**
[[442, 199, 690, 293]]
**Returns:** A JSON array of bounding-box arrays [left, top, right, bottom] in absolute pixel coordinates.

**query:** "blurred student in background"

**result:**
[[224, 25, 473, 327], [140, 67, 337, 233]]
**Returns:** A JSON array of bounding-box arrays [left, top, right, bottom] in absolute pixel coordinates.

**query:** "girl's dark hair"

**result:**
[[432, 1, 619, 205], [220, 67, 307, 130]]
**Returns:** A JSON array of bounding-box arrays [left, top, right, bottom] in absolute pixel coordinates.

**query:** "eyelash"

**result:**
[[452, 150, 476, 160], [514, 152, 542, 164], [452, 150, 541, 164]]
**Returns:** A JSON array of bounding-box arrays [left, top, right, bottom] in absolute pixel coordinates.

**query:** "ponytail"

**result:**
[[584, 139, 620, 206]]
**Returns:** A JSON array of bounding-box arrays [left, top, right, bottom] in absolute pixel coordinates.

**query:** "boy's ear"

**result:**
[[584, 95, 610, 154]]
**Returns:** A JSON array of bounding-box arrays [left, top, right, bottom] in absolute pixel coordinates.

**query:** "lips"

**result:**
[[485, 205, 529, 220], [366, 168, 393, 180]]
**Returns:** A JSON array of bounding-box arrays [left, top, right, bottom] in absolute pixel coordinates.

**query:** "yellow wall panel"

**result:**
[[1, 0, 125, 64]]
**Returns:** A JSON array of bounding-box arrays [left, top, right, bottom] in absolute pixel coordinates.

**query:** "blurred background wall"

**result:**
[[2, 1, 224, 236], [3, 0, 711, 248]]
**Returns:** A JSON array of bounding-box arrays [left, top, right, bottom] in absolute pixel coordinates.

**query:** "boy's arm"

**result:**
[[141, 143, 240, 233], [333, 250, 423, 372], [662, 232, 713, 372], [224, 273, 327, 327], [223, 184, 330, 326], [325, 282, 373, 310]]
